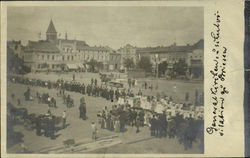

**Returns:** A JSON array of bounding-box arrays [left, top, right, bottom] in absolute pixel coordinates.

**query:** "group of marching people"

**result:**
[[97, 104, 169, 136], [98, 104, 144, 133], [97, 103, 203, 150], [9, 75, 138, 102]]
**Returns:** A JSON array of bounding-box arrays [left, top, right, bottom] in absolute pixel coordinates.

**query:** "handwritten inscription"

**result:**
[[206, 11, 229, 136]]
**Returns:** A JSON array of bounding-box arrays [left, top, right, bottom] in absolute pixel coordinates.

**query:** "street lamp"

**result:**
[[155, 54, 159, 90]]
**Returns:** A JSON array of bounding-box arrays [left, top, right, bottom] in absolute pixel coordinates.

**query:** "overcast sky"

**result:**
[[7, 6, 203, 49]]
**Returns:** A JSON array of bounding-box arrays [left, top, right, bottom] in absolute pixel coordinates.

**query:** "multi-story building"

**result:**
[[19, 19, 113, 72], [117, 44, 137, 70], [187, 39, 204, 78], [135, 40, 204, 79]]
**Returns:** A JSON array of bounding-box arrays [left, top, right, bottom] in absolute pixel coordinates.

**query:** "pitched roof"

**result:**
[[78, 45, 112, 52], [46, 19, 57, 33], [136, 45, 193, 54], [25, 40, 60, 53], [59, 39, 89, 47], [136, 39, 204, 54]]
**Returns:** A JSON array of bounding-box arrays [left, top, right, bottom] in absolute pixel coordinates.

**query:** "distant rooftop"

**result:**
[[136, 39, 204, 54], [25, 40, 60, 53]]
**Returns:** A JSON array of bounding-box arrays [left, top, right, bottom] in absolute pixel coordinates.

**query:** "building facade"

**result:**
[[20, 20, 113, 72], [117, 44, 137, 70], [135, 40, 204, 79]]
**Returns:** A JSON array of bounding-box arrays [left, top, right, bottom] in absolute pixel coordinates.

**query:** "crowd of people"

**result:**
[[9, 75, 140, 103], [8, 74, 203, 150], [7, 101, 63, 140], [97, 103, 203, 150]]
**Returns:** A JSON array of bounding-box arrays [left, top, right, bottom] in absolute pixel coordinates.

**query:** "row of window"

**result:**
[[62, 47, 108, 54], [37, 64, 60, 69], [36, 54, 109, 61], [189, 55, 203, 59]]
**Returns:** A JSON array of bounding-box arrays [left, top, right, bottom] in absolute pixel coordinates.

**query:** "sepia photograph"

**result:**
[[6, 6, 204, 154]]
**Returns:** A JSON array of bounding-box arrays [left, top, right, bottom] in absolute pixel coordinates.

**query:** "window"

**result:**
[[47, 55, 50, 60], [67, 55, 70, 60], [42, 55, 44, 60], [52, 64, 54, 69], [52, 55, 55, 60], [62, 55, 65, 61], [37, 64, 40, 69], [71, 56, 73, 60]]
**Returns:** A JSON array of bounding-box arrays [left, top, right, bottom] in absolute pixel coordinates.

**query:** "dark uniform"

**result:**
[[79, 96, 87, 120], [150, 116, 157, 136], [49, 116, 55, 139], [94, 79, 97, 86], [110, 89, 114, 101], [36, 116, 42, 136], [115, 89, 120, 101]]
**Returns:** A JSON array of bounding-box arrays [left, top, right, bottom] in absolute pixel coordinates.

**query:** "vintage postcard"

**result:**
[[0, 0, 247, 157]]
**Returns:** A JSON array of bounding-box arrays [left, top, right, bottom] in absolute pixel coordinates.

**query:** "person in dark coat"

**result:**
[[138, 89, 143, 96], [80, 96, 87, 120], [94, 78, 97, 86], [119, 111, 126, 132], [155, 115, 160, 138], [35, 116, 42, 136], [110, 88, 114, 101], [159, 113, 167, 138], [115, 88, 120, 101], [91, 78, 94, 85], [44, 117, 50, 137], [24, 87, 30, 101], [150, 115, 156, 136], [136, 115, 140, 133], [82, 84, 86, 95], [121, 90, 126, 99], [50, 116, 55, 139], [87, 85, 90, 96]]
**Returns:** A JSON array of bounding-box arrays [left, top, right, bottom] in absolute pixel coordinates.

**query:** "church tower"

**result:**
[[46, 19, 57, 43]]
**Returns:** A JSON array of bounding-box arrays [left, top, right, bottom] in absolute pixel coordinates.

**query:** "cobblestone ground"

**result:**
[[6, 72, 203, 154]]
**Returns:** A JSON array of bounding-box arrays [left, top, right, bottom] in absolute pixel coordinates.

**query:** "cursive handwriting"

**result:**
[[206, 11, 229, 136]]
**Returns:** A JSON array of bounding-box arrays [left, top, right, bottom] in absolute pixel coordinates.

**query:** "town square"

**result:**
[[6, 6, 204, 154]]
